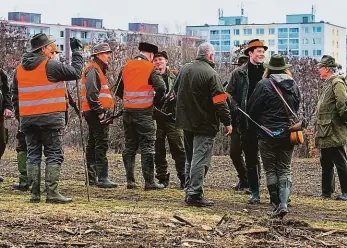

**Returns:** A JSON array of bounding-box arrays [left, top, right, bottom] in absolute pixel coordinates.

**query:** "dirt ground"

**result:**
[[1, 151, 347, 248]]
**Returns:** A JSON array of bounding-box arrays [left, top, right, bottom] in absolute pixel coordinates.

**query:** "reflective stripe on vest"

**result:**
[[122, 59, 155, 109], [81, 62, 114, 112], [16, 58, 67, 116]]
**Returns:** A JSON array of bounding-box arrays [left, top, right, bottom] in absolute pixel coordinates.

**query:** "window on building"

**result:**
[[210, 30, 219, 35], [313, 50, 322, 56], [278, 39, 288, 44], [291, 50, 299, 56], [312, 38, 322, 44], [302, 50, 309, 56], [40, 29, 44, 33], [60, 31, 64, 38], [235, 19, 241, 25], [337, 41, 339, 48], [243, 29, 252, 35], [269, 28, 275, 35], [210, 41, 220, 46], [289, 39, 299, 44], [233, 29, 240, 35], [243, 40, 250, 44], [278, 28, 288, 33], [256, 28, 264, 35], [289, 28, 299, 33], [270, 51, 275, 56], [234, 40, 240, 46], [60, 45, 64, 51], [303, 17, 308, 23], [268, 40, 275, 46], [222, 40, 230, 45], [304, 27, 309, 33], [313, 26, 322, 33], [96, 21, 102, 28], [303, 38, 309, 44], [332, 29, 335, 35], [81, 31, 88, 39], [221, 30, 230, 34]]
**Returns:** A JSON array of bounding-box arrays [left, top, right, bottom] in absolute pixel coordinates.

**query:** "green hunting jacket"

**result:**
[[315, 74, 347, 149]]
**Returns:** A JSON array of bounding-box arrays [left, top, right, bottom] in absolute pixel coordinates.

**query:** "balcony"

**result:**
[[210, 34, 220, 40], [221, 45, 231, 52], [289, 44, 299, 50], [278, 44, 288, 50], [278, 33, 288, 39], [221, 35, 230, 40]]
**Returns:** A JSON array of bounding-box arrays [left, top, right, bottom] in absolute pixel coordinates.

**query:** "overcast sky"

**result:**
[[1, 0, 346, 33]]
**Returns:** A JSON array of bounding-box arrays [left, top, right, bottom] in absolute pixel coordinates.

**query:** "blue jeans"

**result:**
[[24, 128, 64, 167], [184, 131, 215, 197]]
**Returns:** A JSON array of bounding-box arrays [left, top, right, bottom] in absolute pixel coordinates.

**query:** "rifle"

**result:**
[[237, 108, 275, 138], [67, 89, 80, 115], [100, 107, 172, 127]]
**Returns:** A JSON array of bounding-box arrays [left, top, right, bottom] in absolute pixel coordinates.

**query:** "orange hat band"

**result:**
[[247, 41, 265, 49]]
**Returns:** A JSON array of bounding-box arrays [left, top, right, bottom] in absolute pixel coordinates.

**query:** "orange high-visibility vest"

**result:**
[[122, 59, 155, 109], [16, 58, 67, 117], [81, 62, 114, 112]]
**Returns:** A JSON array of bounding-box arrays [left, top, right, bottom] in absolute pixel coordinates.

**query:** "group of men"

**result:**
[[1, 32, 347, 209]]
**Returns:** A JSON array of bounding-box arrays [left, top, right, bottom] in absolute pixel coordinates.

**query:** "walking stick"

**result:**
[[76, 79, 90, 202]]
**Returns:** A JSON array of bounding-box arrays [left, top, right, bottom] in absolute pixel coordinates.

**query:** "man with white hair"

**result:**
[[174, 42, 232, 207]]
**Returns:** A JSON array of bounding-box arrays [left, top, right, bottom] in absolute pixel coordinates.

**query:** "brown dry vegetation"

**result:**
[[1, 151, 347, 247]]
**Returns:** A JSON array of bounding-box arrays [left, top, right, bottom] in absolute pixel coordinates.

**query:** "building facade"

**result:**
[[187, 14, 346, 70], [4, 12, 202, 63]]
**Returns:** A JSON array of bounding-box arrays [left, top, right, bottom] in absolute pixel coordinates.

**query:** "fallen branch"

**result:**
[[234, 227, 269, 236], [216, 214, 228, 226], [173, 214, 194, 227], [297, 234, 336, 247], [315, 230, 337, 238]]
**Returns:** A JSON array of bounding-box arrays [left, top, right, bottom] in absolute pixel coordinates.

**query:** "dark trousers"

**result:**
[[155, 120, 185, 179], [258, 138, 293, 186], [24, 128, 64, 167], [16, 129, 27, 152], [241, 130, 261, 192], [84, 111, 110, 179], [184, 130, 215, 197], [320, 146, 347, 195], [122, 110, 156, 156], [229, 130, 247, 183]]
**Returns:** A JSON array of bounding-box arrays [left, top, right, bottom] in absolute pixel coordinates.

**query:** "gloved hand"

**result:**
[[70, 38, 83, 51]]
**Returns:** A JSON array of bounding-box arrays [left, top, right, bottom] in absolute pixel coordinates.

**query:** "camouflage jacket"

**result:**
[[315, 74, 347, 149]]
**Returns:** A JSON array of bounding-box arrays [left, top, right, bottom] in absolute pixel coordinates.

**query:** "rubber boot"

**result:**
[[267, 184, 280, 216], [27, 164, 41, 203], [155, 173, 170, 188], [123, 155, 136, 189], [13, 151, 29, 191], [96, 163, 118, 188], [271, 180, 291, 218], [45, 164, 72, 204], [141, 153, 164, 190]]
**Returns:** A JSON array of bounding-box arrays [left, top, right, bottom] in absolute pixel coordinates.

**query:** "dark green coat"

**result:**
[[174, 57, 231, 137], [315, 75, 347, 149]]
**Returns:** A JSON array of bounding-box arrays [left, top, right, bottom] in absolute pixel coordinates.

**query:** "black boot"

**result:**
[[0, 176, 4, 183], [96, 163, 118, 188], [247, 165, 260, 204], [155, 173, 170, 188], [233, 180, 249, 191], [186, 194, 215, 207], [271, 180, 291, 218], [123, 155, 136, 189], [141, 153, 164, 190], [178, 173, 185, 190], [267, 184, 280, 216], [27, 165, 41, 203]]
